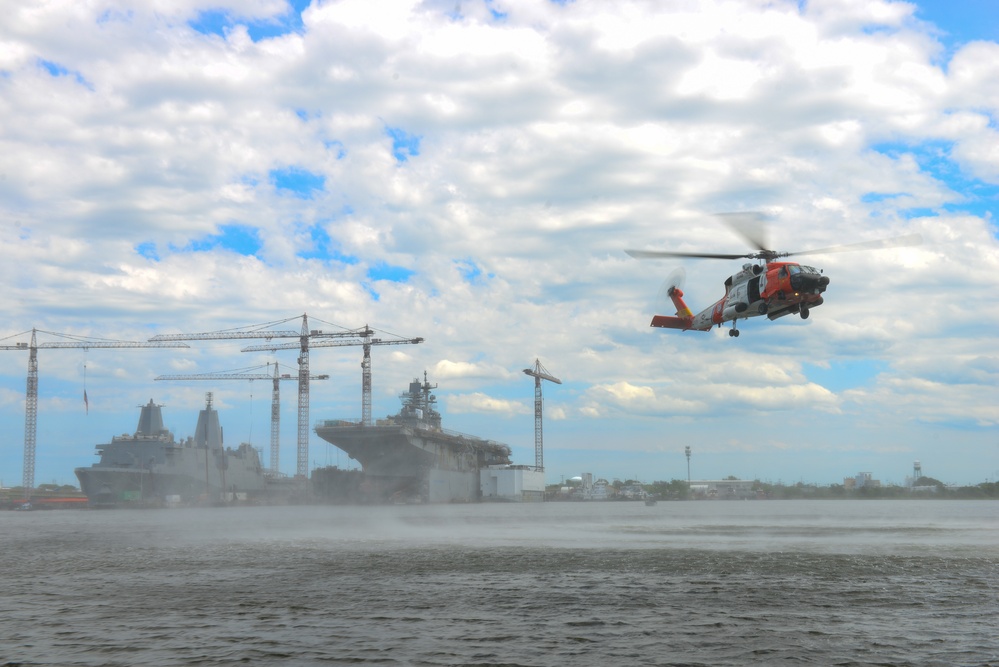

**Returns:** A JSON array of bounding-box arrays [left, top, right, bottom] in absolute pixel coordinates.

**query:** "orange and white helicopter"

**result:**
[[625, 214, 921, 337]]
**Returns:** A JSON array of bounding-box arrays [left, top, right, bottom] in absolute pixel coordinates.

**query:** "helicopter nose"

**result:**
[[810, 275, 829, 292], [794, 274, 829, 293]]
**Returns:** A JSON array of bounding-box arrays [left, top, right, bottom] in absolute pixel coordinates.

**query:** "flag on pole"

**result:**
[[84, 389, 89, 415]]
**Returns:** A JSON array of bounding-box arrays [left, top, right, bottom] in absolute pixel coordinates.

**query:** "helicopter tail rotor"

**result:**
[[655, 267, 687, 312], [650, 267, 698, 330]]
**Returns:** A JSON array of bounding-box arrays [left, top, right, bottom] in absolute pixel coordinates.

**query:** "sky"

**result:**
[[1, 0, 997, 490]]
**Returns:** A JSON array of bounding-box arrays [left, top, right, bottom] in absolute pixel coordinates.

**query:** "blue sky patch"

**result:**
[[455, 259, 492, 283], [188, 224, 262, 256], [295, 223, 360, 264], [38, 59, 91, 88], [189, 2, 309, 42], [870, 141, 998, 217], [325, 139, 347, 160], [188, 9, 230, 38], [385, 126, 421, 162], [361, 261, 415, 302], [805, 359, 886, 393], [860, 192, 899, 204], [486, 0, 508, 21], [367, 262, 415, 283], [912, 0, 999, 54], [246, 2, 307, 41], [270, 167, 325, 198], [135, 242, 159, 261]]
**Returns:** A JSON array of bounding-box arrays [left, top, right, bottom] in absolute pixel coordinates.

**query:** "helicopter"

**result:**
[[625, 213, 922, 337]]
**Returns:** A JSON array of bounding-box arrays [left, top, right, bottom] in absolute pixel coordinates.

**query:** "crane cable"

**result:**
[[83, 349, 89, 415]]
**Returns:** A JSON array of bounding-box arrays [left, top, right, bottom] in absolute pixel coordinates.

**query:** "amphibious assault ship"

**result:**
[[75, 394, 269, 507], [314, 373, 514, 503]]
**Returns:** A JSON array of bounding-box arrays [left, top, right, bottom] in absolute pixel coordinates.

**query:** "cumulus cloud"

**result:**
[[0, 0, 996, 485], [446, 392, 529, 416]]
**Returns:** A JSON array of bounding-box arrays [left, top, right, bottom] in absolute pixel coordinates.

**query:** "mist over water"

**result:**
[[3, 501, 996, 666]]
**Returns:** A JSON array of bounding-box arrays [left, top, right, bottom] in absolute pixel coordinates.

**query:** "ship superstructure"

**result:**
[[75, 394, 268, 507], [314, 373, 513, 503]]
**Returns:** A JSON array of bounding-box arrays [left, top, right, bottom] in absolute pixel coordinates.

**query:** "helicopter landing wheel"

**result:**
[[758, 303, 769, 314], [800, 305, 810, 320], [729, 328, 740, 338]]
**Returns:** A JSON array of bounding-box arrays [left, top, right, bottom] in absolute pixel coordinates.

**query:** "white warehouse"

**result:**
[[480, 465, 545, 502]]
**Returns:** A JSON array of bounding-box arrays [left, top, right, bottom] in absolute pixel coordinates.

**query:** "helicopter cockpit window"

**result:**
[[801, 265, 820, 274], [788, 265, 801, 275]]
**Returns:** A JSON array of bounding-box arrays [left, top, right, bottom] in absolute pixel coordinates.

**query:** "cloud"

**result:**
[[432, 359, 515, 382], [446, 392, 529, 416], [0, 0, 997, 486]]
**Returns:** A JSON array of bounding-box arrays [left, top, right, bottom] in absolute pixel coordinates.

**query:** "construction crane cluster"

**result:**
[[2, 315, 421, 497], [150, 314, 422, 479], [2, 319, 568, 500]]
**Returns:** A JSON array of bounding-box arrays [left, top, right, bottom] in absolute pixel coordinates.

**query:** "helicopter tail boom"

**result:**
[[651, 315, 697, 330]]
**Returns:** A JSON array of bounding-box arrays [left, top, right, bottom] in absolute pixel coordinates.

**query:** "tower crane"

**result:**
[[0, 328, 188, 498], [523, 359, 561, 473], [149, 314, 367, 480], [154, 362, 330, 475], [242, 325, 423, 427]]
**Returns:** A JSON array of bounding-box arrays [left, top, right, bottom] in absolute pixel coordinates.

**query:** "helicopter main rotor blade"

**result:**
[[786, 233, 923, 258], [625, 249, 751, 260], [715, 212, 771, 253]]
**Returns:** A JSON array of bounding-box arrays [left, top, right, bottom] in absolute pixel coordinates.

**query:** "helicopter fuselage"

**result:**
[[651, 261, 829, 336]]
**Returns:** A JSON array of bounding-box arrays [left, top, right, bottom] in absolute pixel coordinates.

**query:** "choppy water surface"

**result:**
[[2, 500, 996, 666]]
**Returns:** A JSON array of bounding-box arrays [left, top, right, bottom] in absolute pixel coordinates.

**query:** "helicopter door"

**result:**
[[748, 276, 761, 303]]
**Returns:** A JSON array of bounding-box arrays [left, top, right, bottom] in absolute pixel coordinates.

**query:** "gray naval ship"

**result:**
[[314, 373, 513, 503], [75, 393, 268, 507]]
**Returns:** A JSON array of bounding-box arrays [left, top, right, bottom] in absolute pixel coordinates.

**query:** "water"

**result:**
[[2, 500, 996, 666]]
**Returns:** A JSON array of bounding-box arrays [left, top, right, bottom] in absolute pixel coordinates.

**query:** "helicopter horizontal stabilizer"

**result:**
[[650, 315, 703, 331]]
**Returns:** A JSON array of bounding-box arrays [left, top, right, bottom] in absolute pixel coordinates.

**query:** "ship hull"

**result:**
[[314, 421, 511, 504], [75, 451, 269, 507], [75, 397, 273, 508]]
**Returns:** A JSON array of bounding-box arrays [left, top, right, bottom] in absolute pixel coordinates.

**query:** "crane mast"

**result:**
[[296, 316, 310, 479], [270, 363, 280, 474], [23, 330, 38, 495], [1, 328, 188, 499], [362, 343, 372, 427], [522, 359, 561, 473]]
